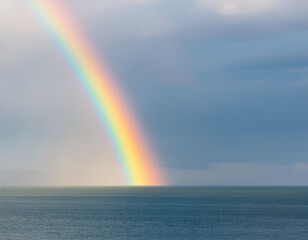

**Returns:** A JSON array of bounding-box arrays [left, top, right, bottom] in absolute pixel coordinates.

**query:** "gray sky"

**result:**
[[1, 0, 308, 185]]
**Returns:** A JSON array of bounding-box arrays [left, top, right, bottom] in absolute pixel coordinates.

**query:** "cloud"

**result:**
[[2, 0, 308, 185], [65, 0, 154, 15], [0, 169, 54, 186], [196, 0, 278, 16], [0, 1, 46, 66], [294, 162, 308, 170], [168, 163, 308, 185]]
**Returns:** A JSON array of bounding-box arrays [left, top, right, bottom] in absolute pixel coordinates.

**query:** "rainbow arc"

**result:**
[[27, 0, 163, 185]]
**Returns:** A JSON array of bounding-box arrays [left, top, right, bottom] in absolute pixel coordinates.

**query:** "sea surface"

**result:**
[[0, 187, 307, 240]]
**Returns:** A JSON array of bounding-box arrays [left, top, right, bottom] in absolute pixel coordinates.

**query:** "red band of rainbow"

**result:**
[[26, 0, 163, 185]]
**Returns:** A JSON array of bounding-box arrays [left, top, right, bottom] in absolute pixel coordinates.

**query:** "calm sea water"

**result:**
[[0, 187, 307, 240]]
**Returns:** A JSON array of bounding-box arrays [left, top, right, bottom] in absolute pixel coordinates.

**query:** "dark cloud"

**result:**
[[2, 0, 308, 184], [82, 2, 308, 170]]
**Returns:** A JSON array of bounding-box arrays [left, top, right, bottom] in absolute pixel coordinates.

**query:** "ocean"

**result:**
[[0, 187, 307, 240]]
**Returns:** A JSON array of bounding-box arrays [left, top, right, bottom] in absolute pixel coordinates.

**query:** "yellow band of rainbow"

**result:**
[[26, 0, 163, 185]]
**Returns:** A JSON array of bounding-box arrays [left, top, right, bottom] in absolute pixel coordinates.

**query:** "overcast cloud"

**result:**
[[1, 0, 308, 185]]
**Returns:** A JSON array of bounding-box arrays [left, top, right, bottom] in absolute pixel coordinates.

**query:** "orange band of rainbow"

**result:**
[[26, 0, 163, 185]]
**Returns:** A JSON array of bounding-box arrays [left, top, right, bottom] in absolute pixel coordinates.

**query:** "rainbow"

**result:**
[[26, 0, 163, 185]]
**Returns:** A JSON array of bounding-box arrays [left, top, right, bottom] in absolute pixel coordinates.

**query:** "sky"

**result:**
[[1, 0, 308, 185]]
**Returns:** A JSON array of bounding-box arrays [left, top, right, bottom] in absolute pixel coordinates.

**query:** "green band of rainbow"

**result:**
[[26, 0, 163, 185]]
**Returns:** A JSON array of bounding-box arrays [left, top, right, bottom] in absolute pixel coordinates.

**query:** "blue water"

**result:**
[[0, 187, 307, 240]]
